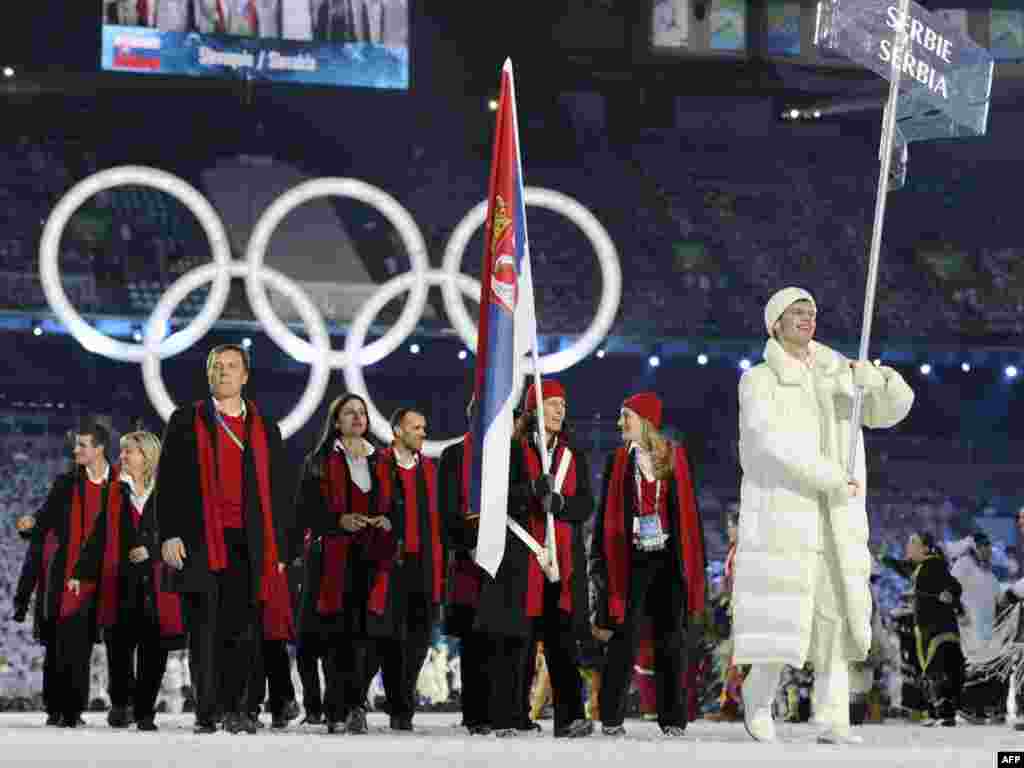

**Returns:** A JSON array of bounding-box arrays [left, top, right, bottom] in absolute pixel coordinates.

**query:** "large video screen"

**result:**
[[100, 0, 409, 89]]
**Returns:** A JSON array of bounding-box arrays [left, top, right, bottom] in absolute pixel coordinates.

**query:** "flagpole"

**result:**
[[506, 58, 559, 581], [847, 0, 908, 478]]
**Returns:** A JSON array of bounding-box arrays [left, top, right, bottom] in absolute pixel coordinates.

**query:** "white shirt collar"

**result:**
[[213, 397, 247, 419], [85, 461, 110, 485], [122, 473, 153, 509], [393, 446, 420, 470]]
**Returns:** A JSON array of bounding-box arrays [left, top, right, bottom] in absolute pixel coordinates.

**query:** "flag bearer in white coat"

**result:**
[[733, 286, 914, 745]]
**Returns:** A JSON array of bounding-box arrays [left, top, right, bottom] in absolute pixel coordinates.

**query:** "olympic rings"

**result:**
[[39, 166, 234, 363], [39, 166, 622, 452]]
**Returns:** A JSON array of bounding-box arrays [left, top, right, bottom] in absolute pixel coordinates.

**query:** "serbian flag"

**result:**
[[471, 59, 540, 577]]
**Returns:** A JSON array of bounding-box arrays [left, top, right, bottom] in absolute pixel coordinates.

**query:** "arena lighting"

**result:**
[[487, 98, 499, 112], [739, 358, 751, 371], [873, 358, 882, 366], [2, 67, 13, 78], [961, 362, 971, 373], [1006, 365, 1019, 380], [812, 110, 822, 118], [132, 327, 143, 342], [648, 355, 661, 368], [595, 348, 606, 359], [458, 349, 468, 361], [241, 337, 252, 349], [32, 325, 43, 336], [409, 343, 421, 354], [697, 353, 708, 366], [919, 363, 932, 375], [789, 109, 800, 119]]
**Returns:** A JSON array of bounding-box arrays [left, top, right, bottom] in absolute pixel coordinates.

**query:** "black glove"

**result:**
[[531, 474, 554, 498], [547, 492, 565, 517], [17, 529, 32, 541], [1004, 589, 1022, 606], [12, 604, 28, 623]]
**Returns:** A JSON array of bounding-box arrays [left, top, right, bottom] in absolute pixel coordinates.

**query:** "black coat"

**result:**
[[14, 470, 108, 643], [438, 437, 478, 639], [156, 400, 289, 600], [366, 449, 446, 639], [72, 491, 186, 650], [473, 438, 594, 639], [589, 447, 708, 636], [291, 442, 381, 637]]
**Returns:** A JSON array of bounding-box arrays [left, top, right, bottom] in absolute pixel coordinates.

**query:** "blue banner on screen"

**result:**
[[100, 0, 408, 89]]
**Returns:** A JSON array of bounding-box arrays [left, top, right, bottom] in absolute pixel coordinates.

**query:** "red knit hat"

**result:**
[[524, 380, 567, 412], [622, 392, 662, 429]]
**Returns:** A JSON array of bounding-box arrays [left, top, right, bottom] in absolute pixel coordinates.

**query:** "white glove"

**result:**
[[851, 361, 886, 393]]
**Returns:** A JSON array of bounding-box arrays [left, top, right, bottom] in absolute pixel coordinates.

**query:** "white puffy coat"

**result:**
[[732, 338, 914, 667]]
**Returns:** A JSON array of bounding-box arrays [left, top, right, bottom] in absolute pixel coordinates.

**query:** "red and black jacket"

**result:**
[[439, 435, 485, 638], [291, 438, 382, 631], [73, 490, 185, 645], [590, 443, 706, 636], [473, 436, 594, 639], [365, 446, 445, 638], [156, 399, 289, 603]]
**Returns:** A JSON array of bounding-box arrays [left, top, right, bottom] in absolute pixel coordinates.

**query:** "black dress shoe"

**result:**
[[61, 715, 83, 729], [554, 719, 594, 738], [326, 720, 345, 734], [345, 707, 368, 735], [301, 713, 324, 726], [137, 719, 158, 732], [468, 724, 493, 735], [108, 706, 135, 728], [272, 700, 300, 729], [389, 715, 413, 731], [45, 713, 61, 726], [194, 719, 218, 734], [225, 713, 258, 734], [518, 720, 542, 733]]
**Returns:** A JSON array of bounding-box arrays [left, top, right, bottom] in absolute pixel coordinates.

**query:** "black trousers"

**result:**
[[39, 619, 60, 716], [180, 530, 259, 722], [485, 634, 528, 730], [527, 582, 585, 731], [599, 549, 687, 729], [324, 632, 378, 723], [54, 605, 96, 721], [459, 629, 490, 728], [104, 595, 170, 721], [296, 634, 327, 717], [247, 637, 297, 717], [925, 640, 965, 719], [377, 559, 433, 722]]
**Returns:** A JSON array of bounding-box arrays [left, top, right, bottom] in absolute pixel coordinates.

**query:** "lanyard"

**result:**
[[215, 409, 245, 452], [634, 462, 660, 517]]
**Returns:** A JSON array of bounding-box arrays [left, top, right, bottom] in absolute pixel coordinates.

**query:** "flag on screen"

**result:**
[[471, 59, 539, 577]]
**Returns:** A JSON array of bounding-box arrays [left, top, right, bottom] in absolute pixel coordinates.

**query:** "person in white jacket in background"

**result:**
[[732, 286, 915, 745], [947, 533, 1001, 658]]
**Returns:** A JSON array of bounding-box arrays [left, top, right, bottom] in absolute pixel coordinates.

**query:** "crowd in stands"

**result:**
[[0, 131, 1021, 341]]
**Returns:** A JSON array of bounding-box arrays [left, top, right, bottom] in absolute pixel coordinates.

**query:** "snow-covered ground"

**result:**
[[1, 712, 1019, 768]]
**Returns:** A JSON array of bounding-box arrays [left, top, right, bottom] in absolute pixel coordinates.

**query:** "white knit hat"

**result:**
[[764, 287, 816, 336]]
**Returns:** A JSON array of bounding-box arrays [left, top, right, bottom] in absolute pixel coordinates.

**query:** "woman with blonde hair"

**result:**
[[590, 392, 706, 738], [69, 430, 185, 731]]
